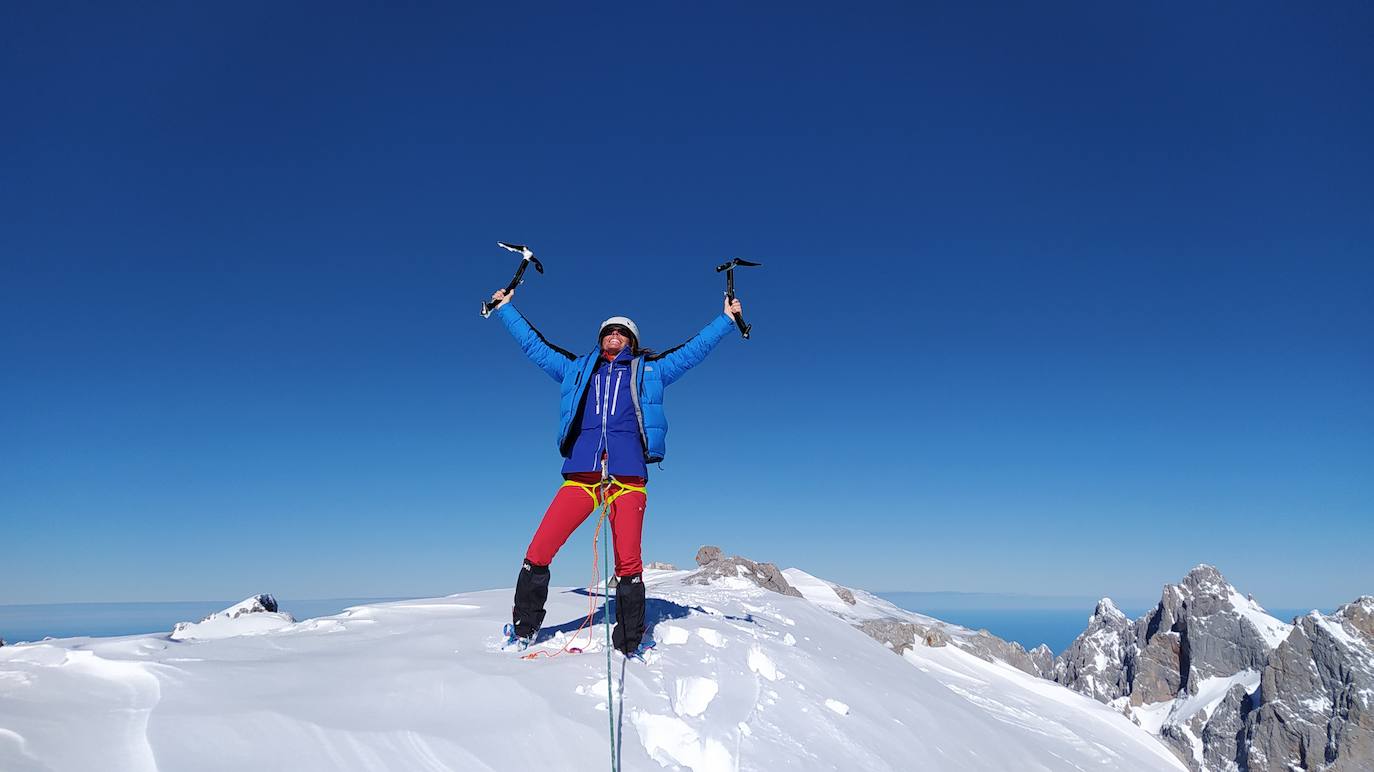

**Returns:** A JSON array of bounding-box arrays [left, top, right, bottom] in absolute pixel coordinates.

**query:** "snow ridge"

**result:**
[[0, 568, 1185, 772]]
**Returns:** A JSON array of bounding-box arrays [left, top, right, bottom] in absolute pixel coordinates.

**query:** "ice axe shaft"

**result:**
[[715, 258, 761, 339], [481, 242, 544, 318]]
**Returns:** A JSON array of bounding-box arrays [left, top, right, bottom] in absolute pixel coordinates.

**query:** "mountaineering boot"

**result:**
[[512, 561, 550, 639], [611, 572, 646, 655], [626, 635, 656, 662], [502, 623, 535, 652]]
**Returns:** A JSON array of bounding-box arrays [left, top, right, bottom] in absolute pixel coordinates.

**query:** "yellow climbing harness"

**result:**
[[560, 476, 646, 508]]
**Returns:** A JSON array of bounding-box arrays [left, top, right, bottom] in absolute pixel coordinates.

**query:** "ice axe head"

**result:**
[[713, 257, 760, 339], [481, 241, 544, 318], [715, 258, 761, 273], [497, 241, 544, 273]]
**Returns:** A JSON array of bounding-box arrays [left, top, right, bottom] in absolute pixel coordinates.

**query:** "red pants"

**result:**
[[525, 473, 647, 576]]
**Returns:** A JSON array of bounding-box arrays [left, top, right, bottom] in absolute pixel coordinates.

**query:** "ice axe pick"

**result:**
[[481, 242, 544, 318], [715, 258, 761, 339]]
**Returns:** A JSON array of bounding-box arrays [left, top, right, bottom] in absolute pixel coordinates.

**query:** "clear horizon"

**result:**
[[0, 593, 1330, 657]]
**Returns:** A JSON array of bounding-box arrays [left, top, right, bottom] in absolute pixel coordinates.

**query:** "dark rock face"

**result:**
[[1200, 684, 1251, 772], [1243, 599, 1374, 772], [1131, 630, 1184, 707], [684, 548, 803, 598]]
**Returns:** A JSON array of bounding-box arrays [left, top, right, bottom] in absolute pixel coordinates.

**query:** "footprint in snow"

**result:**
[[672, 676, 719, 717], [656, 625, 690, 646], [747, 645, 780, 681]]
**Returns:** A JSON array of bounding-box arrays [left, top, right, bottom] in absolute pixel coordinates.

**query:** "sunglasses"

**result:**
[[602, 326, 632, 338]]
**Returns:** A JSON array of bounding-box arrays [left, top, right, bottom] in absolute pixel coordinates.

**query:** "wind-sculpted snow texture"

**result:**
[[1053, 566, 1374, 771], [0, 568, 1185, 772]]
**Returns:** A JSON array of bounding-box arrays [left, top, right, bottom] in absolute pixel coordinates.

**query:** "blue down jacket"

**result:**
[[495, 304, 734, 467]]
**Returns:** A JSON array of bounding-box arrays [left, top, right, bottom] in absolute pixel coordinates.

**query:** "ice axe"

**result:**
[[481, 242, 544, 318], [715, 258, 761, 339]]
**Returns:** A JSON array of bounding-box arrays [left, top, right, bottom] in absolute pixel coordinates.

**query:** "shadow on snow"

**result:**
[[536, 590, 759, 642]]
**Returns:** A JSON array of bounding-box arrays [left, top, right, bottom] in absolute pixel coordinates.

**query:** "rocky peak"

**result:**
[[1054, 598, 1135, 703], [1092, 597, 1128, 625], [1179, 563, 1228, 597], [1335, 595, 1374, 639]]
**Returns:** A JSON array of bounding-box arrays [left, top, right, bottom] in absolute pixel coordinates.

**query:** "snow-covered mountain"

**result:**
[[0, 566, 1185, 772], [1053, 565, 1374, 771]]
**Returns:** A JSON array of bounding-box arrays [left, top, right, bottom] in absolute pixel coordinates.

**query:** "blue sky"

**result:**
[[3, 2, 1370, 610]]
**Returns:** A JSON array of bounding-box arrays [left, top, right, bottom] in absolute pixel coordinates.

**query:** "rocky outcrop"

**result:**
[[1242, 598, 1374, 772], [685, 546, 803, 598], [694, 546, 722, 566], [171, 594, 295, 641], [957, 631, 1056, 679], [853, 618, 1052, 679], [831, 584, 858, 606], [857, 618, 949, 655], [644, 561, 677, 570]]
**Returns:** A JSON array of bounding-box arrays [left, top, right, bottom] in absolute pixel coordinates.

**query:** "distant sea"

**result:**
[[877, 593, 1316, 655], [2, 595, 1320, 654], [0, 598, 407, 644]]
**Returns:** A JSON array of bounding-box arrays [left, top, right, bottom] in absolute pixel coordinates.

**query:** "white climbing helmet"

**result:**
[[598, 316, 640, 346]]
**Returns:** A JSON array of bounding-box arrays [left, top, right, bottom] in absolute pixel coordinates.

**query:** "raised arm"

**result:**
[[490, 289, 575, 382], [653, 296, 741, 386]]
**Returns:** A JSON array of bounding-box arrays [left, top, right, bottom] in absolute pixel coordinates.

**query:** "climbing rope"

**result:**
[[519, 478, 640, 661], [602, 472, 618, 772], [516, 472, 626, 771]]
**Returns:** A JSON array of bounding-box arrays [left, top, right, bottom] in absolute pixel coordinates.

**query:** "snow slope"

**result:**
[[0, 569, 1185, 772]]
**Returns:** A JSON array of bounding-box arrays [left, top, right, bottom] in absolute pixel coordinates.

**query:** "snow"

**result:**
[[1299, 696, 1333, 715], [780, 568, 853, 613], [1131, 669, 1260, 761], [0, 570, 1187, 771], [657, 624, 691, 646], [1227, 589, 1293, 649], [672, 676, 719, 717], [1313, 612, 1366, 650], [169, 595, 296, 641]]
